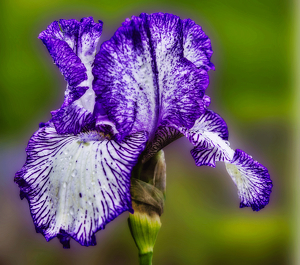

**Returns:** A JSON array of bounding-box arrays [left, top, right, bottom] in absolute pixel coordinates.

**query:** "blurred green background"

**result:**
[[0, 0, 294, 264]]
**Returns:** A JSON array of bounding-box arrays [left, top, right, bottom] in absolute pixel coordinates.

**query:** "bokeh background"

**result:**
[[0, 0, 295, 264]]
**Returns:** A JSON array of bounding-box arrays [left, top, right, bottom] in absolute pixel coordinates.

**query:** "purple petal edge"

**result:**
[[230, 149, 273, 211]]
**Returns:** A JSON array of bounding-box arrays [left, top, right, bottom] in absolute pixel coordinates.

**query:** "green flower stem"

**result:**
[[139, 252, 153, 265]]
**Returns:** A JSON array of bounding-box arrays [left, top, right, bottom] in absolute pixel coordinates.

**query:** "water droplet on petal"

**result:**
[[71, 169, 78, 178]]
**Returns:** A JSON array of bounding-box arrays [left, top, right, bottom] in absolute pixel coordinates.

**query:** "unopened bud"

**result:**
[[129, 150, 166, 265], [128, 201, 161, 265]]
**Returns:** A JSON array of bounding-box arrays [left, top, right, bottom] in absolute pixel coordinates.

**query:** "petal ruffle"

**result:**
[[182, 19, 215, 71], [39, 17, 103, 134], [58, 17, 103, 67], [181, 109, 272, 211], [15, 125, 147, 247], [225, 149, 272, 211], [93, 13, 213, 141]]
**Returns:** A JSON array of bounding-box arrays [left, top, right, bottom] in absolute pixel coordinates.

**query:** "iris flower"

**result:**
[[15, 13, 272, 248]]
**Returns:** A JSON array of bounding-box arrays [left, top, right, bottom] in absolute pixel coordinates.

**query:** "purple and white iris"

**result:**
[[15, 13, 272, 248]]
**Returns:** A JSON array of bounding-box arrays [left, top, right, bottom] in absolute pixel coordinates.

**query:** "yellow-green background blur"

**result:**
[[0, 0, 294, 264]]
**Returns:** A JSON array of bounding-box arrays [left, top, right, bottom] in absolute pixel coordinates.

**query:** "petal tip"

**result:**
[[227, 149, 272, 212]]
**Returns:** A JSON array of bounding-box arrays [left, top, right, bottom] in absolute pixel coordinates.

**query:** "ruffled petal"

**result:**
[[38, 20, 87, 87], [225, 149, 272, 211], [15, 125, 147, 247], [93, 13, 213, 141], [181, 109, 234, 167], [39, 17, 103, 134], [182, 19, 215, 71], [181, 109, 272, 211], [75, 17, 103, 67]]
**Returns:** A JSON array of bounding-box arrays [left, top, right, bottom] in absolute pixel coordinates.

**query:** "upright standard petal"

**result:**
[[180, 109, 272, 211], [15, 125, 147, 247], [93, 13, 213, 141], [39, 17, 103, 135]]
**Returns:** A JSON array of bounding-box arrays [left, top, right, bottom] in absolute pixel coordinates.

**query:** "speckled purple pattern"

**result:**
[[39, 17, 103, 135], [15, 124, 147, 247], [93, 13, 213, 141], [15, 13, 273, 248], [228, 149, 272, 211]]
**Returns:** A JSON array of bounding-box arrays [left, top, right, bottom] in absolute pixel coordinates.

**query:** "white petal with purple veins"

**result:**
[[180, 109, 233, 167], [180, 109, 272, 211], [15, 125, 147, 247], [225, 149, 272, 211]]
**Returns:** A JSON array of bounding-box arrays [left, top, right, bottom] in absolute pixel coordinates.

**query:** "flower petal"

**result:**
[[15, 125, 147, 247], [93, 13, 213, 140], [39, 17, 103, 134], [181, 109, 272, 210], [181, 109, 234, 167], [225, 149, 272, 211], [39, 17, 103, 85]]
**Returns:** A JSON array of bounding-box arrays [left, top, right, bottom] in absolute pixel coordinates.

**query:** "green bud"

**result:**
[[129, 150, 166, 265], [128, 202, 161, 265]]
